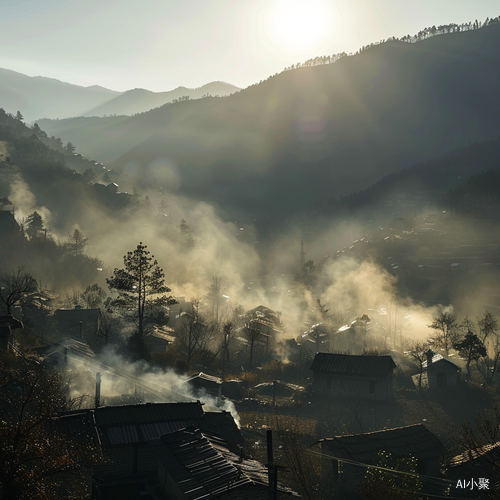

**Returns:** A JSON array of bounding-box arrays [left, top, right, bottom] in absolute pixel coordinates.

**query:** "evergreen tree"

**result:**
[[25, 211, 45, 240], [454, 330, 487, 380], [106, 242, 176, 338], [65, 229, 88, 257]]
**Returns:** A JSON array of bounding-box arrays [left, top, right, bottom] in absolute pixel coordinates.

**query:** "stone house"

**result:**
[[310, 352, 396, 400]]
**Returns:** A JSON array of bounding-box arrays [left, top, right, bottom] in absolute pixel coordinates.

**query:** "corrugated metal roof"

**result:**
[[310, 353, 396, 376], [156, 427, 283, 500], [319, 424, 445, 462], [58, 403, 244, 448]]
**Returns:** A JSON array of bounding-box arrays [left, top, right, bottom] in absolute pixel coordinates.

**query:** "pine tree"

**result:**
[[65, 229, 88, 257], [106, 242, 176, 338], [25, 211, 45, 240]]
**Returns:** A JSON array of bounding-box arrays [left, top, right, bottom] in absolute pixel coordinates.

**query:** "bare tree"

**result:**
[[405, 340, 429, 391], [457, 407, 500, 492], [175, 300, 213, 369], [476, 338, 500, 386], [478, 311, 499, 343], [428, 312, 460, 356], [0, 267, 38, 315], [274, 416, 322, 500]]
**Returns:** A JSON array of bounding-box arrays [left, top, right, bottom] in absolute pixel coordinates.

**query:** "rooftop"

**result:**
[[310, 352, 396, 376], [317, 424, 445, 463]]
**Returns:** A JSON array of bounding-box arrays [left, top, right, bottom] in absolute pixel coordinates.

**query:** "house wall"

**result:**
[[312, 372, 394, 400], [427, 364, 460, 389]]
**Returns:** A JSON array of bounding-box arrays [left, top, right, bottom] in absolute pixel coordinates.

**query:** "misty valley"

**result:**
[[2, 16, 500, 500]]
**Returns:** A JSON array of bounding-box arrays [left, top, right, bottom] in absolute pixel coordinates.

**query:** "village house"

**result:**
[[314, 424, 445, 495], [53, 306, 102, 349], [54, 401, 244, 491], [145, 325, 176, 354], [412, 350, 461, 390], [310, 352, 396, 400], [186, 372, 222, 398]]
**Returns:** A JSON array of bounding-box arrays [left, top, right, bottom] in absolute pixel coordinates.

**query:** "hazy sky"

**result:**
[[1, 0, 498, 92]]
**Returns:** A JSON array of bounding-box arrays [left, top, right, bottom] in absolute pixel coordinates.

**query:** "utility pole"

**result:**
[[267, 430, 278, 500], [299, 240, 305, 277]]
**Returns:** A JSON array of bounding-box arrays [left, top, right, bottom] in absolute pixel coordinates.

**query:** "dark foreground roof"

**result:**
[[56, 402, 244, 447], [310, 352, 396, 376], [153, 426, 298, 500], [317, 424, 445, 463]]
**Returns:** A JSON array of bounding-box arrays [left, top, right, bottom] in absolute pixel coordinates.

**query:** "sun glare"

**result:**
[[267, 0, 333, 53]]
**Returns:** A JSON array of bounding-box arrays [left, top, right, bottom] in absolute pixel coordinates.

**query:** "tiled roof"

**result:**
[[155, 426, 296, 500], [318, 424, 445, 463], [310, 353, 396, 376], [447, 441, 500, 468]]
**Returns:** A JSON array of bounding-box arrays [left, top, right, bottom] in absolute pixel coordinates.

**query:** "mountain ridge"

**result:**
[[0, 67, 240, 120]]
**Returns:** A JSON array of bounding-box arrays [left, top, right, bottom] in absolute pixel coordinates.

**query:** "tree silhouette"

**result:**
[[0, 267, 38, 315], [428, 312, 460, 356], [454, 330, 486, 380], [107, 242, 176, 338], [65, 228, 88, 257], [25, 211, 44, 240]]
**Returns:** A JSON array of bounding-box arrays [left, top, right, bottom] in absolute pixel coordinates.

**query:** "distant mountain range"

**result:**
[[35, 24, 500, 231], [0, 67, 239, 121]]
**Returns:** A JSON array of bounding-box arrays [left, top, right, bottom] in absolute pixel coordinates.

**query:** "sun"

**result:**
[[267, 0, 333, 53]]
